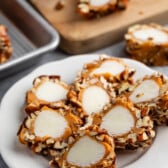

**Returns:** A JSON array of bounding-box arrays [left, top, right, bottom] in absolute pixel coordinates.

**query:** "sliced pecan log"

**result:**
[[77, 0, 128, 18], [88, 96, 155, 150], [18, 105, 82, 156], [50, 126, 116, 168], [125, 23, 168, 66], [25, 75, 69, 113], [0, 25, 12, 63]]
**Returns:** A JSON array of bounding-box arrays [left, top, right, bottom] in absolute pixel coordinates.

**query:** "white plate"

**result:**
[[0, 54, 168, 168]]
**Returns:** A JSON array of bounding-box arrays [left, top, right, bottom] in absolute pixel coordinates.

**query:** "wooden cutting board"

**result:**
[[30, 0, 168, 54]]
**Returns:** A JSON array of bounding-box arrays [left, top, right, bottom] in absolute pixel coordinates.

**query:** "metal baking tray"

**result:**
[[0, 0, 60, 78]]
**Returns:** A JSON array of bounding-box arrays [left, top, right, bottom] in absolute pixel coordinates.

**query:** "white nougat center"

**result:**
[[82, 86, 110, 115], [129, 80, 160, 103], [67, 136, 105, 167], [91, 61, 125, 76], [34, 110, 68, 138], [133, 28, 168, 43], [101, 105, 134, 136], [35, 81, 68, 102], [90, 0, 111, 6]]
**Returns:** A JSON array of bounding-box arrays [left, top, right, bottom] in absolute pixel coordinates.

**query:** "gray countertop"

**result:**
[[1, 42, 168, 168]]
